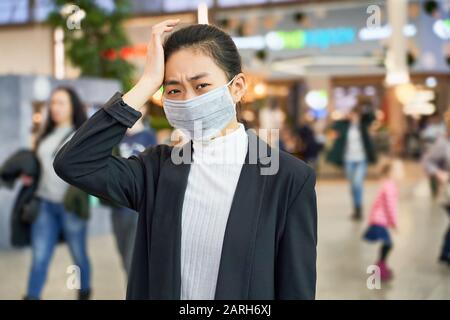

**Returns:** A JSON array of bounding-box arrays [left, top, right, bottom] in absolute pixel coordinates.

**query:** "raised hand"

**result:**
[[123, 19, 180, 110]]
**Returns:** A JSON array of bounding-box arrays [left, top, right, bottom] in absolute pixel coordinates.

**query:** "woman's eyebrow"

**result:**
[[163, 73, 210, 86], [163, 79, 180, 86]]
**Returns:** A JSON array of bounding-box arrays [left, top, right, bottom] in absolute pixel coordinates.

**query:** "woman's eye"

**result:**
[[167, 89, 180, 95], [196, 83, 210, 90]]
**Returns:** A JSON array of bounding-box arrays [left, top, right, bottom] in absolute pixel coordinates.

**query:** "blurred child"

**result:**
[[363, 159, 400, 281]]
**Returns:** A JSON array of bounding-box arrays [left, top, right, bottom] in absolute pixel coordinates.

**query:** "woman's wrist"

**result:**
[[140, 73, 161, 91], [122, 76, 161, 110]]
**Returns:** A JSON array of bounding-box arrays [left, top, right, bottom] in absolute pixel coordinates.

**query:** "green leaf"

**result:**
[[45, 0, 135, 90]]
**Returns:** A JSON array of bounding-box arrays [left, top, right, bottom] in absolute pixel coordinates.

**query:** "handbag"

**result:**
[[21, 196, 41, 224]]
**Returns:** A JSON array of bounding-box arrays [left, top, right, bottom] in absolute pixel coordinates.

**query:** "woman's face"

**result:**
[[348, 110, 360, 123], [163, 48, 246, 102], [50, 90, 73, 126]]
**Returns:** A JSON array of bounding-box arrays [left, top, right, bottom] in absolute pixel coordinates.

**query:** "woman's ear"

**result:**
[[230, 73, 246, 104]]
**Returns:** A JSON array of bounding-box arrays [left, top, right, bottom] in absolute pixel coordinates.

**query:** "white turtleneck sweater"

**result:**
[[36, 126, 74, 202], [180, 123, 248, 300]]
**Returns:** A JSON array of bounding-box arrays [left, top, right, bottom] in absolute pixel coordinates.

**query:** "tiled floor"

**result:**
[[316, 179, 450, 299], [1, 163, 449, 299]]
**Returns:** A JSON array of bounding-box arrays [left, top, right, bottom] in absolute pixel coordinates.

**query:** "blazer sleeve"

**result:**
[[53, 92, 148, 211], [276, 169, 317, 300]]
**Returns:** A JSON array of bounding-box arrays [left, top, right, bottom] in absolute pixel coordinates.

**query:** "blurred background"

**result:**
[[0, 0, 449, 299]]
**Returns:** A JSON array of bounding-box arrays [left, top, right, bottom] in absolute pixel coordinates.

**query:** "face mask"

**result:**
[[162, 76, 237, 141]]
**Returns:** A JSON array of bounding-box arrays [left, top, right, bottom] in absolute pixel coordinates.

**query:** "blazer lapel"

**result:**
[[147, 141, 192, 299], [215, 130, 270, 299]]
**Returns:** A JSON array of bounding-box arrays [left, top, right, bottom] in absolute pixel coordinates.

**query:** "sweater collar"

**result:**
[[192, 123, 248, 165]]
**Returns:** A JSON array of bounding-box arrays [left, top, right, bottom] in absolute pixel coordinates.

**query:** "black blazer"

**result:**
[[53, 92, 318, 300]]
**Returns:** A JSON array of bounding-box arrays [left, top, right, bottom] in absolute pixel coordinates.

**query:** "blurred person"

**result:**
[[296, 114, 324, 170], [421, 113, 446, 149], [278, 127, 295, 154], [362, 159, 400, 282], [327, 100, 377, 220], [420, 113, 446, 199], [404, 117, 422, 159], [110, 106, 156, 277], [24, 87, 91, 300], [422, 110, 450, 266], [259, 97, 286, 147], [53, 21, 317, 300]]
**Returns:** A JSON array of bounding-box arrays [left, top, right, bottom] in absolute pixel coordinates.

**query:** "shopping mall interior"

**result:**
[[0, 0, 449, 300]]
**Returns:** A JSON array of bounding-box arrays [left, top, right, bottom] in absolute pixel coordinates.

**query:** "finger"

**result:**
[[152, 24, 176, 37], [164, 19, 180, 26], [154, 19, 180, 29]]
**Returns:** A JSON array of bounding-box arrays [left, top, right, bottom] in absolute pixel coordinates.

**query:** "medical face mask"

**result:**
[[162, 76, 237, 140]]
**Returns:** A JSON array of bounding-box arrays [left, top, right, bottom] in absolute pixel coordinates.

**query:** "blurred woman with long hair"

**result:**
[[24, 87, 91, 299]]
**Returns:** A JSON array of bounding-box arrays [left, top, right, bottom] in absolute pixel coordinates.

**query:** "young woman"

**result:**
[[26, 87, 91, 300], [327, 103, 377, 220], [54, 21, 317, 300]]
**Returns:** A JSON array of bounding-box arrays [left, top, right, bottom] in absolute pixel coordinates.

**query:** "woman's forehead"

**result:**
[[52, 90, 70, 100], [164, 50, 226, 82], [166, 48, 218, 68]]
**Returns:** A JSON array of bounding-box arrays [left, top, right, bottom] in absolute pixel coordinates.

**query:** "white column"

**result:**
[[385, 0, 410, 86], [53, 27, 65, 80], [197, 2, 209, 25]]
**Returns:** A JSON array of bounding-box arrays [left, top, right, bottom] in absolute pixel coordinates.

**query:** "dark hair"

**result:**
[[350, 105, 362, 115], [355, 96, 373, 114], [163, 24, 242, 82], [35, 86, 87, 149], [379, 161, 392, 177]]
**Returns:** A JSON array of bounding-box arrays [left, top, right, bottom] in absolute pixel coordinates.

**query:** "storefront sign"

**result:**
[[266, 27, 355, 50], [358, 24, 416, 41], [233, 23, 417, 51], [234, 27, 356, 50]]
